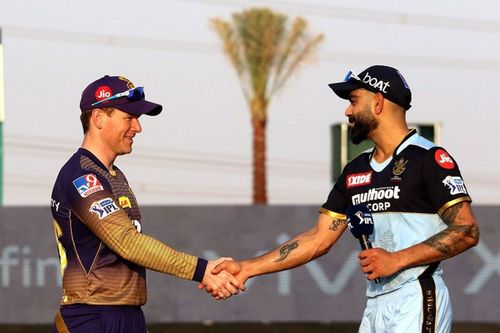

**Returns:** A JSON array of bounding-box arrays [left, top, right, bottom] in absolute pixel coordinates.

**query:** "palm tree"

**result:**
[[212, 8, 324, 204]]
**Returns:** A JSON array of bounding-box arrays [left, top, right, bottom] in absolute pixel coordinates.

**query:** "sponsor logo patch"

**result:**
[[89, 198, 120, 220], [442, 176, 467, 195], [346, 171, 373, 189], [118, 196, 132, 209], [361, 71, 391, 93], [73, 174, 104, 198], [351, 186, 401, 212], [435, 149, 454, 169], [351, 186, 401, 204], [95, 85, 112, 101]]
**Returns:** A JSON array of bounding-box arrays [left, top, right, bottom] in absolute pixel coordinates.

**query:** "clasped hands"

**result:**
[[199, 257, 246, 300]]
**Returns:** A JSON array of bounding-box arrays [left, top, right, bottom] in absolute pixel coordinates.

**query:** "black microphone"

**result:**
[[346, 204, 380, 284]]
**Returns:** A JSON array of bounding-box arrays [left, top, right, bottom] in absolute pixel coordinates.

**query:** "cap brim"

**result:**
[[116, 100, 163, 116], [328, 81, 364, 100]]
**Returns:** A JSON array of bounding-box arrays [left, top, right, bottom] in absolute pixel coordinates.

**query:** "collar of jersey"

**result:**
[[395, 128, 418, 156], [78, 148, 113, 175], [368, 128, 417, 171]]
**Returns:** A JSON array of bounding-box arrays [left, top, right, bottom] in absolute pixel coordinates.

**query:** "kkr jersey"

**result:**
[[320, 130, 471, 297], [51, 148, 206, 306]]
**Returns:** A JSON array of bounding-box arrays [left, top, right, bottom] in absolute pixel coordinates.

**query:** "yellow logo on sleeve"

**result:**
[[118, 196, 132, 209]]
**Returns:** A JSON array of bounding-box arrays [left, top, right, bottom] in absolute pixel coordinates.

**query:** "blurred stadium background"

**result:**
[[0, 206, 499, 332], [1, 1, 499, 332]]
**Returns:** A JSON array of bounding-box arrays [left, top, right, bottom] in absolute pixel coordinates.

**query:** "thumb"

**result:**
[[211, 260, 229, 274]]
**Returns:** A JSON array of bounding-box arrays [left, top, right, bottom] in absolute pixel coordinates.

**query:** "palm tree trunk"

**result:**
[[251, 98, 268, 204]]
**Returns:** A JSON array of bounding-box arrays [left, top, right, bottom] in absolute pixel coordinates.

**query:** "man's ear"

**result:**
[[373, 93, 385, 115], [90, 109, 105, 130]]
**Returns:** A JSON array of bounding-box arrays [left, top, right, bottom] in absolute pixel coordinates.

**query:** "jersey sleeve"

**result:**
[[66, 172, 206, 282], [320, 170, 349, 220], [422, 147, 472, 215]]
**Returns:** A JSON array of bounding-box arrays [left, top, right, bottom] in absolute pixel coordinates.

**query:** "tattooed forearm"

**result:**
[[425, 202, 480, 256], [329, 218, 346, 231], [274, 241, 299, 262], [423, 228, 459, 256]]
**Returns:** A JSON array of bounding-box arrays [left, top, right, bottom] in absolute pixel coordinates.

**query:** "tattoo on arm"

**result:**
[[441, 203, 462, 225], [329, 218, 345, 231], [424, 202, 479, 256], [274, 241, 299, 262]]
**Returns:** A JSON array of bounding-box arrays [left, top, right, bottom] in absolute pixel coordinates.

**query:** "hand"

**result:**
[[358, 248, 401, 281], [211, 259, 249, 287], [198, 257, 245, 300]]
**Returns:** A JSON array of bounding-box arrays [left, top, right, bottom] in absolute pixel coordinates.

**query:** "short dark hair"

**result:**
[[80, 108, 115, 134]]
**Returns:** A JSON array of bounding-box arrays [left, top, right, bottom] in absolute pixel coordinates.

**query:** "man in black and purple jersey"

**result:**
[[50, 75, 244, 332]]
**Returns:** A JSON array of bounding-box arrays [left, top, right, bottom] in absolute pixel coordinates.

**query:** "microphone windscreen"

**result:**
[[346, 204, 374, 239]]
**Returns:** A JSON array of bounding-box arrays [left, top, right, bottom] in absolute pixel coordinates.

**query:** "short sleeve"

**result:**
[[320, 171, 349, 220], [422, 147, 472, 215]]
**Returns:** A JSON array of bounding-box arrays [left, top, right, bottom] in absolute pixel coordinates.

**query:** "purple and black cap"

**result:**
[[328, 65, 412, 110], [79, 75, 163, 116]]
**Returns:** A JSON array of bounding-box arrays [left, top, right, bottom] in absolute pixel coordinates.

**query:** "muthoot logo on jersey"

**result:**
[[361, 72, 391, 93], [351, 186, 401, 212]]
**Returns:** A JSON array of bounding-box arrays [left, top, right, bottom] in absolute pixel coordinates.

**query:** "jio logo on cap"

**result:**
[[95, 86, 112, 101]]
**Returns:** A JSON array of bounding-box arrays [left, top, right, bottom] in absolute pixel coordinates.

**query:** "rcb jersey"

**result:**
[[51, 148, 206, 306], [320, 129, 471, 297]]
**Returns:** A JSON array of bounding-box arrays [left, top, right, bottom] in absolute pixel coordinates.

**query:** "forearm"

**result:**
[[241, 218, 344, 278], [395, 202, 479, 270], [92, 217, 204, 281], [119, 231, 203, 280], [239, 238, 313, 278]]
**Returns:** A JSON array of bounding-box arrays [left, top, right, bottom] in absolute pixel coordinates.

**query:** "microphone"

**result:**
[[346, 204, 380, 284]]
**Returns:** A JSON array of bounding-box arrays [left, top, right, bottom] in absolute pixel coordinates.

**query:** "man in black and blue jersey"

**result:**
[[209, 65, 480, 333]]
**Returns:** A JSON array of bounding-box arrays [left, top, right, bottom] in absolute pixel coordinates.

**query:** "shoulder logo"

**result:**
[[89, 198, 120, 220], [118, 196, 132, 209], [442, 176, 467, 195], [73, 174, 104, 198], [434, 149, 454, 169], [346, 171, 373, 189]]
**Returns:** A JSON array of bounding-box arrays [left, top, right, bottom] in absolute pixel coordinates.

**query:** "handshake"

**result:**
[[199, 258, 247, 300]]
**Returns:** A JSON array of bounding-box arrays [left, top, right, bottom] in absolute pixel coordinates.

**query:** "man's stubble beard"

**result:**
[[349, 110, 378, 145]]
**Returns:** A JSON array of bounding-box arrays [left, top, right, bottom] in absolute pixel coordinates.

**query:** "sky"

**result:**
[[1, 0, 499, 205]]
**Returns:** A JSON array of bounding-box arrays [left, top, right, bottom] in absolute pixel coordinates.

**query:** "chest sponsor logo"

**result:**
[[435, 149, 454, 169], [73, 174, 104, 198], [346, 171, 373, 189], [442, 176, 467, 195], [89, 198, 120, 220], [351, 186, 401, 212], [118, 196, 132, 209]]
